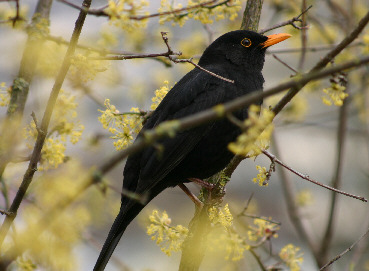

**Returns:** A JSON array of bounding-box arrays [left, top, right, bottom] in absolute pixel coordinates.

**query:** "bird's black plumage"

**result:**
[[94, 30, 290, 271]]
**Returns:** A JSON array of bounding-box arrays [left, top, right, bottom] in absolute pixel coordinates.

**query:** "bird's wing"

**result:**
[[124, 68, 234, 194]]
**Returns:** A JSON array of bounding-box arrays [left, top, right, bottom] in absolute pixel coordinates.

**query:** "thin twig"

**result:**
[[161, 32, 235, 84], [262, 150, 367, 202], [267, 42, 364, 54], [0, 0, 93, 248], [0, 209, 13, 217], [57, 0, 230, 20], [319, 84, 349, 265], [259, 5, 312, 34], [272, 54, 298, 74], [320, 227, 369, 270], [298, 0, 308, 71], [272, 10, 369, 115]]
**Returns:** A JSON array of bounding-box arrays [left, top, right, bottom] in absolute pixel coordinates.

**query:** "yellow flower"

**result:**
[[279, 244, 304, 271], [0, 82, 10, 107], [11, 162, 92, 271], [228, 105, 274, 157], [208, 204, 233, 228], [322, 82, 348, 106], [222, 231, 250, 261], [147, 209, 188, 256], [98, 100, 143, 150], [247, 218, 279, 242], [23, 90, 84, 170], [252, 165, 269, 187], [151, 80, 170, 110]]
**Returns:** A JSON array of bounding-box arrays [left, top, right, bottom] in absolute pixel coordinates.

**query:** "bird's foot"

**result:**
[[179, 184, 203, 207], [188, 178, 214, 190]]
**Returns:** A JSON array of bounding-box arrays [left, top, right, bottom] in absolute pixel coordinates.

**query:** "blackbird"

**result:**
[[94, 30, 290, 270]]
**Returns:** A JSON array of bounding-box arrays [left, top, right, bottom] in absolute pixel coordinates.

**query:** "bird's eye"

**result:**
[[241, 38, 252, 48]]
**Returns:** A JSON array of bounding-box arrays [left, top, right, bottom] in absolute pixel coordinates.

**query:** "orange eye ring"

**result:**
[[241, 38, 252, 48]]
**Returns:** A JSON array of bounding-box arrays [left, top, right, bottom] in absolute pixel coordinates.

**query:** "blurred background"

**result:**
[[0, 0, 368, 270]]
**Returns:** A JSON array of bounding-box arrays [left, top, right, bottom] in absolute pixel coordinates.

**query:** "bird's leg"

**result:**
[[187, 178, 214, 190], [178, 184, 203, 207]]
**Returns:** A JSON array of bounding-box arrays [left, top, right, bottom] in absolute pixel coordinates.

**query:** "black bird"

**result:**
[[94, 30, 290, 270]]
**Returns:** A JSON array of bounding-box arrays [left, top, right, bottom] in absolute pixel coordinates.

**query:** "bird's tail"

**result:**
[[93, 208, 128, 271]]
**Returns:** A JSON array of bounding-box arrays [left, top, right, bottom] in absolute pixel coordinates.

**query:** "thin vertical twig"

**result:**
[[0, 0, 93, 249], [270, 134, 320, 262], [318, 88, 349, 267], [298, 0, 308, 71]]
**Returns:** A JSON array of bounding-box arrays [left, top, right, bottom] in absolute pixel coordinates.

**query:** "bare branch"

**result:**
[[272, 54, 298, 74], [259, 5, 312, 34], [0, 0, 92, 247], [272, 10, 369, 115], [320, 227, 369, 270], [262, 150, 367, 202]]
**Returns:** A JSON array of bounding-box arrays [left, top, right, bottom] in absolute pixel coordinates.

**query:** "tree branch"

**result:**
[[272, 10, 369, 115], [0, 0, 92, 249]]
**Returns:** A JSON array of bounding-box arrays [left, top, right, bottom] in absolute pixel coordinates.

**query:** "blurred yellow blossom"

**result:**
[[69, 53, 109, 84], [159, 0, 241, 26], [12, 162, 91, 271], [105, 0, 149, 31], [279, 244, 304, 271], [147, 209, 189, 256], [322, 82, 348, 106], [228, 105, 274, 157], [151, 80, 171, 110], [296, 189, 314, 207], [221, 230, 250, 261], [252, 165, 268, 187], [247, 218, 279, 242], [24, 90, 84, 170], [0, 82, 10, 107], [208, 204, 233, 228]]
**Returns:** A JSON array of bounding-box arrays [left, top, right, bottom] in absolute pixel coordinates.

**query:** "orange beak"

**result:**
[[260, 33, 292, 48]]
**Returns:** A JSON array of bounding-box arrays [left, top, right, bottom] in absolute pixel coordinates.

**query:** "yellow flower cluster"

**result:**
[[24, 90, 84, 170], [208, 203, 233, 228], [11, 162, 91, 270], [0, 82, 10, 107], [322, 82, 348, 106], [158, 0, 189, 26], [228, 105, 274, 157], [247, 218, 279, 242], [222, 230, 250, 261], [159, 0, 241, 26], [105, 0, 149, 31], [188, 0, 241, 24], [151, 80, 171, 110], [146, 209, 189, 256], [69, 53, 109, 84], [252, 165, 268, 187], [279, 244, 304, 271], [98, 99, 142, 150]]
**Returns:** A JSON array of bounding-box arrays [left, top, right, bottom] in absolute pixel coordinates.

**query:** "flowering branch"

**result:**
[[57, 0, 231, 20], [0, 0, 92, 248]]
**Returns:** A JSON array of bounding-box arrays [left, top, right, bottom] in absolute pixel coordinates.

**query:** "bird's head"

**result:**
[[198, 30, 291, 72]]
